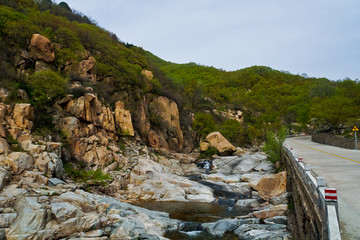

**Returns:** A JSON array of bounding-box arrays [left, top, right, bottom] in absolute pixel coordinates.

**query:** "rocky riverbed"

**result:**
[[0, 142, 291, 240]]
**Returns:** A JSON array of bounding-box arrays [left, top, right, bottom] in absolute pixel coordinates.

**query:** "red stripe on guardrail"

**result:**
[[325, 188, 337, 201]]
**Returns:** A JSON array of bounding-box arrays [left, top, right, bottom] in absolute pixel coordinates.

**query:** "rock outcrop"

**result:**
[[78, 56, 96, 81], [148, 96, 184, 151], [58, 94, 136, 168], [114, 101, 134, 136], [1, 185, 179, 240], [4, 103, 34, 139], [131, 94, 191, 152], [62, 50, 97, 81], [29, 34, 55, 62], [213, 109, 244, 123], [141, 70, 153, 80], [204, 132, 236, 155], [256, 171, 287, 201]]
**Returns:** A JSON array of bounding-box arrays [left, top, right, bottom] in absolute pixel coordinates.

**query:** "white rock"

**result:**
[[236, 199, 260, 209], [7, 197, 47, 239], [51, 202, 83, 222], [0, 212, 17, 228], [127, 157, 215, 203], [202, 219, 242, 237], [212, 152, 267, 175], [201, 173, 241, 184]]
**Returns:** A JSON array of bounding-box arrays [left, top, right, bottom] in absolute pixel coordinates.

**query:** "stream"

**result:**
[[127, 154, 291, 240], [130, 160, 257, 239]]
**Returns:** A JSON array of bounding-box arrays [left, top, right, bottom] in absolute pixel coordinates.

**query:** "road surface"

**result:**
[[285, 136, 360, 240]]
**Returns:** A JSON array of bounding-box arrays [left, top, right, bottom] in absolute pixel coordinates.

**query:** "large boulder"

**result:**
[[202, 219, 243, 237], [114, 101, 134, 136], [127, 157, 215, 202], [7, 197, 49, 239], [29, 34, 55, 62], [205, 132, 236, 156], [256, 171, 287, 201], [149, 96, 184, 151]]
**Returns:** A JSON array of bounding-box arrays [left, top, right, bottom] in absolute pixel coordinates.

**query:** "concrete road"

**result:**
[[285, 136, 360, 240]]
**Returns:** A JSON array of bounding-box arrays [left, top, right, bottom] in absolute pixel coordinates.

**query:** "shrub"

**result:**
[[219, 119, 243, 145], [26, 70, 67, 106], [64, 163, 112, 186], [262, 127, 287, 169], [192, 112, 217, 141], [199, 147, 219, 159]]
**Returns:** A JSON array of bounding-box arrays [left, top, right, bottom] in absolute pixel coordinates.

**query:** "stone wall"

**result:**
[[284, 150, 325, 240], [312, 132, 359, 149]]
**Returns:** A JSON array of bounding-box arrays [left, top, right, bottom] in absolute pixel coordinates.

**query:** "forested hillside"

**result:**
[[1, 0, 359, 149], [147, 53, 360, 144]]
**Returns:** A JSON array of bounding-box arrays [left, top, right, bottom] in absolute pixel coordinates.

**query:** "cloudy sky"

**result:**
[[57, 0, 360, 80]]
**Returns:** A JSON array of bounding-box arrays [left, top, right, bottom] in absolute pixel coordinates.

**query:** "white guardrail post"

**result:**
[[284, 144, 342, 240]]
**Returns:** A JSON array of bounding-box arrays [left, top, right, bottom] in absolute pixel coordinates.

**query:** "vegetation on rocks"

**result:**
[[64, 162, 112, 186]]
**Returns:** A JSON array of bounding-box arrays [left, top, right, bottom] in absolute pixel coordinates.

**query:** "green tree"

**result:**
[[310, 95, 358, 131], [26, 70, 67, 105], [192, 112, 216, 142], [219, 119, 243, 145]]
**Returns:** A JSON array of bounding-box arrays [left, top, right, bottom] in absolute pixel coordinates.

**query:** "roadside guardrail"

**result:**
[[284, 144, 341, 240]]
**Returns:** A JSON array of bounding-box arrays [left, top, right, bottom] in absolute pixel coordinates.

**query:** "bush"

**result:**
[[262, 127, 287, 169], [192, 112, 216, 140], [199, 147, 219, 159], [26, 70, 67, 106], [219, 119, 243, 145], [64, 163, 112, 186]]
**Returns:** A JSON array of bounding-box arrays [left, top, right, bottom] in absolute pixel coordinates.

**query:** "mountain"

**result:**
[[0, 1, 356, 238], [1, 0, 359, 152]]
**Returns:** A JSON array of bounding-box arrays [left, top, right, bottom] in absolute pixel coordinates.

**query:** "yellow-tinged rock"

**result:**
[[253, 204, 288, 219], [256, 171, 287, 201], [205, 132, 236, 155], [200, 142, 211, 152], [114, 101, 134, 136], [29, 34, 55, 62]]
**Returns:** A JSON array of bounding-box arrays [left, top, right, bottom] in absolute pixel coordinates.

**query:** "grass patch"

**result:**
[[64, 162, 112, 186]]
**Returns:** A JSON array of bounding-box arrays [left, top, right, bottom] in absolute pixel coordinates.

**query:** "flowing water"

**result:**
[[130, 160, 256, 239]]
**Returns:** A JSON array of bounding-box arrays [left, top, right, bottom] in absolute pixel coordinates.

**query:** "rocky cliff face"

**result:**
[[15, 34, 192, 154], [132, 94, 189, 153], [56, 93, 135, 169], [0, 97, 291, 239]]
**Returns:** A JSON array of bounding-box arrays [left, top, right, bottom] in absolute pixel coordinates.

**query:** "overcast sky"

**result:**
[[56, 0, 360, 80]]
